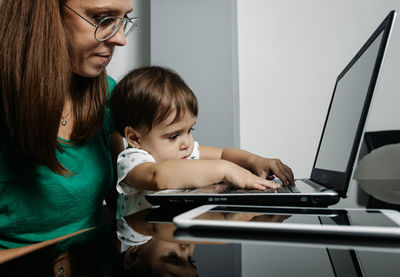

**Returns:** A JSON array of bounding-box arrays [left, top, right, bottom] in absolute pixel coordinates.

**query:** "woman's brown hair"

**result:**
[[0, 0, 108, 175]]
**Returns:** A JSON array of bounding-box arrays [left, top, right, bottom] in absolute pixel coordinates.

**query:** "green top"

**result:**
[[0, 77, 117, 249]]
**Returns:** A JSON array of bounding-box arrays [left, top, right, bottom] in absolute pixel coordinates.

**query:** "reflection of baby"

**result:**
[[114, 238, 197, 277], [116, 218, 152, 250], [112, 210, 197, 277]]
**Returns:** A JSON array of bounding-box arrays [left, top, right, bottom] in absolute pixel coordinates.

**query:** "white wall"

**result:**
[[237, 0, 400, 185], [238, 4, 400, 272], [150, 0, 240, 148]]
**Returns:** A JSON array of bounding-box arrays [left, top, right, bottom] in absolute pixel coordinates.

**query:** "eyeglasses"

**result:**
[[64, 3, 138, 42]]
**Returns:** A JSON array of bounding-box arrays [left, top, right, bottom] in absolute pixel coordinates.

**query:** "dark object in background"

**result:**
[[364, 130, 400, 152], [362, 130, 400, 211]]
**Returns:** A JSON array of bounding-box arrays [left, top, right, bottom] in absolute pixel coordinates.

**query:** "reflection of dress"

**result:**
[[115, 141, 200, 251], [117, 217, 152, 251]]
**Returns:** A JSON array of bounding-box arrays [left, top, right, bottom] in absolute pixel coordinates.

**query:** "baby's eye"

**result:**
[[168, 134, 178, 140], [188, 127, 195, 133]]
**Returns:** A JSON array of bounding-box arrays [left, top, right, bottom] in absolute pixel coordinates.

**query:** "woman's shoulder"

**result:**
[[106, 75, 117, 100], [104, 75, 117, 132], [107, 75, 116, 92]]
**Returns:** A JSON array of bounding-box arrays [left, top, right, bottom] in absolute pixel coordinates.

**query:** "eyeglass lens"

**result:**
[[95, 17, 137, 41]]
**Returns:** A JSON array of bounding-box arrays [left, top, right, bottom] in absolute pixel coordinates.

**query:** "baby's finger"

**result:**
[[249, 184, 270, 191], [260, 179, 280, 189]]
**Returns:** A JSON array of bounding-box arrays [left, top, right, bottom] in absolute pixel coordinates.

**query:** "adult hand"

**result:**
[[222, 161, 281, 190], [252, 157, 294, 185]]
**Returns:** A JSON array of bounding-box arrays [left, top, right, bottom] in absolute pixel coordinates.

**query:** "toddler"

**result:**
[[110, 66, 294, 248]]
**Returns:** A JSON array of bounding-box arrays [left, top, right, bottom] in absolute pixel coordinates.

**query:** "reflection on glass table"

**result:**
[[1, 206, 400, 277], [172, 205, 400, 250]]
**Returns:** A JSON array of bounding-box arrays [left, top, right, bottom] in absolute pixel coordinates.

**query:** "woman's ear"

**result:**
[[124, 126, 142, 149]]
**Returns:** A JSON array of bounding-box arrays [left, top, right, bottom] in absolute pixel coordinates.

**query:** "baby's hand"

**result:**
[[222, 161, 280, 190]]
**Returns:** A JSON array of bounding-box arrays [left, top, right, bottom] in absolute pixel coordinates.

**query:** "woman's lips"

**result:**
[[96, 54, 111, 64]]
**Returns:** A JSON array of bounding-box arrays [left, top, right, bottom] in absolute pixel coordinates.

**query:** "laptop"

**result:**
[[146, 11, 397, 207]]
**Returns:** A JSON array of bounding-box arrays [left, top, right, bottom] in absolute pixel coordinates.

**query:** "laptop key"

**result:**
[[276, 186, 291, 193], [288, 185, 300, 193]]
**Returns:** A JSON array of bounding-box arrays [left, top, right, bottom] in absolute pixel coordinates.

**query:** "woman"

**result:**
[[0, 0, 133, 249]]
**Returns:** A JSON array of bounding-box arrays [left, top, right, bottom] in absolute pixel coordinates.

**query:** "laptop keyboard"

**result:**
[[273, 178, 300, 193], [176, 182, 301, 194], [218, 185, 299, 194]]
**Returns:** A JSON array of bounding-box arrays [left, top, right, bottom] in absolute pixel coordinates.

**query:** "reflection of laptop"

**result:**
[[146, 11, 397, 207]]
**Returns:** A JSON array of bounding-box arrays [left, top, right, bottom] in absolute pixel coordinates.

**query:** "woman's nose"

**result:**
[[107, 26, 127, 46]]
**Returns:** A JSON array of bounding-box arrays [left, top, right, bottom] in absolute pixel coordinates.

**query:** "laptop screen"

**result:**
[[311, 11, 395, 196], [315, 31, 383, 172]]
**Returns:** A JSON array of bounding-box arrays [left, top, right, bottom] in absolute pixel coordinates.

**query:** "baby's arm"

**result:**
[[200, 146, 294, 185], [122, 159, 280, 191]]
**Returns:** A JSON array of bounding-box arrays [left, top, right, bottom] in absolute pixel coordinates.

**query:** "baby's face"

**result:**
[[138, 239, 196, 277], [138, 112, 196, 162]]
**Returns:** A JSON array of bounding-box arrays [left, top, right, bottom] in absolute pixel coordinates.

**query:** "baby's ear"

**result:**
[[124, 245, 141, 269], [124, 126, 141, 149]]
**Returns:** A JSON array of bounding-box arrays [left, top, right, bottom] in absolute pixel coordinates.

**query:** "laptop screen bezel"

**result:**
[[310, 11, 396, 197]]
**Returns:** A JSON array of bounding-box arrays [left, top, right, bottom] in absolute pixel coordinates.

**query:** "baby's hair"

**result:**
[[110, 66, 198, 137]]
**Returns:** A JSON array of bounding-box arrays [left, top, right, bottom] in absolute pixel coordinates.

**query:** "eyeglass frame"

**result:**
[[63, 3, 138, 42]]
